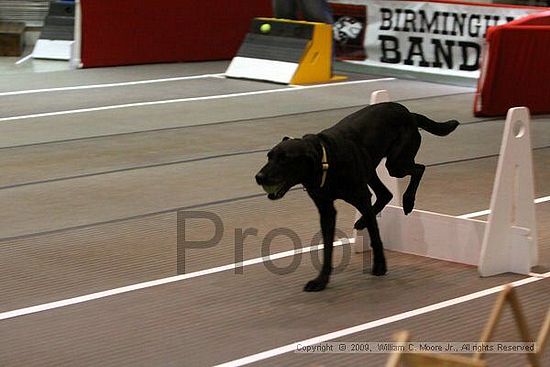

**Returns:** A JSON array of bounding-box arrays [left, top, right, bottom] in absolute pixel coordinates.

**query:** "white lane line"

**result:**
[[0, 73, 224, 97], [0, 238, 351, 321], [535, 196, 550, 204], [0, 195, 545, 321], [458, 195, 550, 219], [457, 209, 491, 219], [0, 78, 396, 123], [213, 272, 549, 367]]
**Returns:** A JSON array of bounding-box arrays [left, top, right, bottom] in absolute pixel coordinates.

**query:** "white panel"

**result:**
[[225, 57, 299, 84], [33, 39, 73, 60], [379, 206, 486, 265]]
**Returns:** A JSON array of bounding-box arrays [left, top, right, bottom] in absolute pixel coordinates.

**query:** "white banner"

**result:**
[[330, 0, 543, 77]]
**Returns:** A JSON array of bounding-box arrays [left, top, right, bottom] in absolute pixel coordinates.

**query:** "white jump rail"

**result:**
[[70, 0, 83, 69], [354, 90, 538, 276]]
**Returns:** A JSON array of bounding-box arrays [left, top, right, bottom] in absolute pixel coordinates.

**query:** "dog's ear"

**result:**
[[301, 135, 321, 166], [282, 136, 291, 141]]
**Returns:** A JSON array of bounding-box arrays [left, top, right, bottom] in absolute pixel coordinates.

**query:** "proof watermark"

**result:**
[[295, 342, 538, 354], [176, 210, 371, 275]]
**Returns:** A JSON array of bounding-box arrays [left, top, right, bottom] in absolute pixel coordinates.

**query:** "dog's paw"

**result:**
[[402, 195, 415, 215], [371, 260, 387, 276], [354, 217, 367, 230], [303, 278, 328, 292]]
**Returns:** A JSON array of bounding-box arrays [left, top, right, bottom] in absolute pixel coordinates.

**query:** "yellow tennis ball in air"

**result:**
[[260, 23, 271, 33]]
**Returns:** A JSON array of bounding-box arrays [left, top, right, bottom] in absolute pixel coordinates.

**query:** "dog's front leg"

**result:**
[[304, 200, 336, 292]]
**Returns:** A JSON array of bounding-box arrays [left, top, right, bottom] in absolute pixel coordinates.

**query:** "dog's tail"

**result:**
[[413, 113, 459, 136]]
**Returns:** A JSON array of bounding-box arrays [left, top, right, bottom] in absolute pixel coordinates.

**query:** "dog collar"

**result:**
[[320, 143, 329, 188]]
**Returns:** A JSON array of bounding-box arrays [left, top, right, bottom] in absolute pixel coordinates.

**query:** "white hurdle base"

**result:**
[[354, 91, 538, 276], [378, 206, 486, 266]]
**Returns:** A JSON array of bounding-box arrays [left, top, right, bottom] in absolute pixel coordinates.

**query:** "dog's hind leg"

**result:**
[[304, 199, 336, 292], [386, 162, 425, 215], [350, 195, 387, 276], [385, 127, 424, 215], [367, 171, 393, 215]]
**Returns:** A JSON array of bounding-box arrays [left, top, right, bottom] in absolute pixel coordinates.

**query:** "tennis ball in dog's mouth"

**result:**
[[262, 184, 279, 195], [260, 23, 271, 33]]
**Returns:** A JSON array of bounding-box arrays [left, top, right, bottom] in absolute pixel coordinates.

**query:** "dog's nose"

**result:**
[[255, 172, 266, 185]]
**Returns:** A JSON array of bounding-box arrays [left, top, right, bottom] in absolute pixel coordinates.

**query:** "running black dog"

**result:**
[[255, 102, 459, 291]]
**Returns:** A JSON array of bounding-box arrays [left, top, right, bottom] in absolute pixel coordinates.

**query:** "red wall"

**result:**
[[80, 0, 272, 67]]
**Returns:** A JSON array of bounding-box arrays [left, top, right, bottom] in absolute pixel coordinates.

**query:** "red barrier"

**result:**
[[474, 11, 550, 116], [79, 0, 272, 68]]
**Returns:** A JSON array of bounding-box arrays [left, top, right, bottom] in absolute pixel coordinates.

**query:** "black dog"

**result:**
[[255, 102, 459, 291]]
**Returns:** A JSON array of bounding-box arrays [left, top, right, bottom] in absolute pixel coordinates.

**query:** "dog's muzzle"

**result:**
[[255, 172, 267, 186], [265, 183, 289, 200], [255, 172, 290, 200]]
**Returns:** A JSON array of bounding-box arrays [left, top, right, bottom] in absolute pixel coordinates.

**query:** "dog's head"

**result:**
[[255, 137, 316, 200]]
